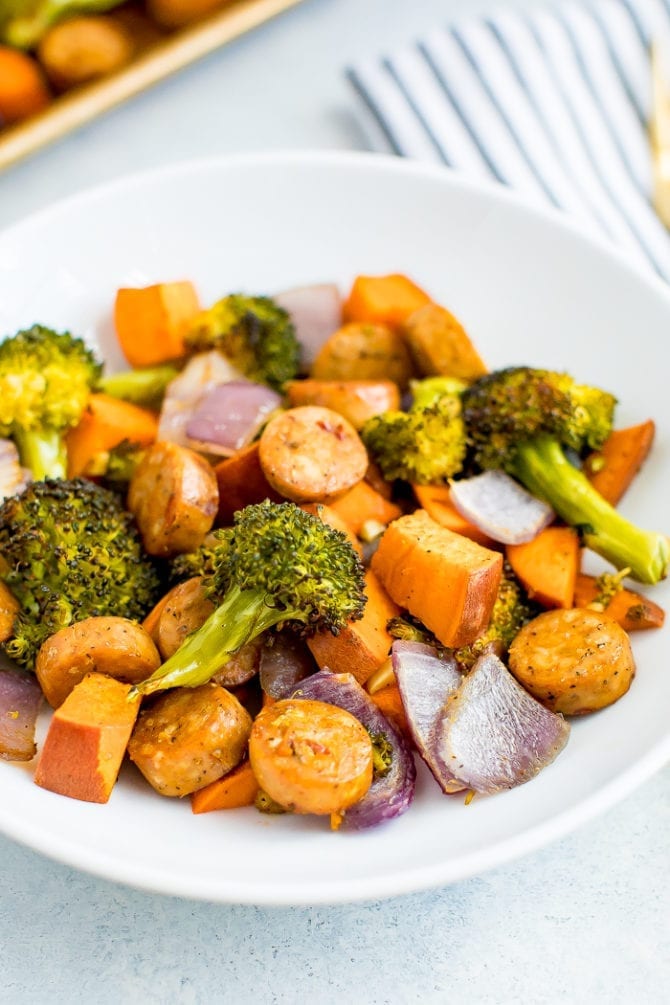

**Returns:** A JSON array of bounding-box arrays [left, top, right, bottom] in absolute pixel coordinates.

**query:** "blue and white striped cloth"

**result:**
[[347, 0, 670, 281]]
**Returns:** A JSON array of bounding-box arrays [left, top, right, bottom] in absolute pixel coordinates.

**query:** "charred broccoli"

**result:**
[[132, 500, 366, 697], [0, 324, 101, 480], [0, 478, 161, 668], [462, 367, 669, 584], [361, 395, 466, 485], [169, 534, 222, 585], [184, 295, 300, 391]]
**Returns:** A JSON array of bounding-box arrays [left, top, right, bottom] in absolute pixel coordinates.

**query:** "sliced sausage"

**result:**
[[35, 616, 161, 709], [259, 405, 368, 503]]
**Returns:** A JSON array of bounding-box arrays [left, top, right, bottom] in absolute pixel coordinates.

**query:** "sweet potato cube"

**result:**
[[34, 673, 140, 803], [371, 509, 502, 647], [307, 570, 400, 686], [584, 421, 655, 505], [329, 480, 402, 537], [114, 281, 200, 367], [506, 526, 580, 610], [343, 274, 431, 328]]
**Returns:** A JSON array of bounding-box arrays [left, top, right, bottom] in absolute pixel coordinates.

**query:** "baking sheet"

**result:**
[[0, 0, 307, 171]]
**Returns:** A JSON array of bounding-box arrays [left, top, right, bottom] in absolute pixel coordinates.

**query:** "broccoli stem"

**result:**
[[13, 427, 67, 481], [99, 364, 180, 409], [132, 584, 302, 697], [513, 436, 669, 585]]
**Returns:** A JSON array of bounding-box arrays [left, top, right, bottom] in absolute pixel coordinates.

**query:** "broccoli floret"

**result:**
[[0, 478, 161, 669], [169, 534, 223, 585], [185, 295, 300, 391], [387, 614, 440, 648], [361, 397, 467, 485], [462, 367, 669, 584], [99, 364, 180, 410], [409, 375, 468, 409], [132, 500, 366, 697], [91, 439, 147, 492], [454, 564, 538, 671], [587, 567, 630, 611], [0, 325, 102, 481]]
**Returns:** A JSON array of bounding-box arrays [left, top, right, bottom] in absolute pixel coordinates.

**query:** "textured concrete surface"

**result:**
[[1, 767, 668, 1004]]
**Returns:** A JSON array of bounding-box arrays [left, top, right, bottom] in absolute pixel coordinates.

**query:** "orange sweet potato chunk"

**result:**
[[307, 570, 399, 685], [584, 421, 655, 505], [343, 274, 431, 328], [34, 673, 140, 803], [371, 509, 502, 648], [114, 281, 200, 367]]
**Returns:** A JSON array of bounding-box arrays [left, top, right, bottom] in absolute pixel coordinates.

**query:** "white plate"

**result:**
[[0, 152, 668, 905]]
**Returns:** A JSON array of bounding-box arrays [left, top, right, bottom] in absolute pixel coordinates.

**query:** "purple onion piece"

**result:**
[[186, 380, 282, 456], [259, 634, 317, 699], [274, 284, 342, 370], [0, 667, 42, 761], [157, 350, 244, 446], [391, 641, 465, 794], [291, 669, 416, 829], [436, 652, 570, 794], [449, 469, 555, 544]]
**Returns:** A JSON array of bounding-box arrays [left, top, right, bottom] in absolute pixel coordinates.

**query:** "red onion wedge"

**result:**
[[0, 666, 42, 761], [186, 381, 282, 457], [157, 351, 244, 446], [391, 641, 465, 794], [449, 470, 554, 544], [259, 634, 317, 700], [291, 670, 416, 829], [436, 652, 570, 794], [274, 284, 342, 371]]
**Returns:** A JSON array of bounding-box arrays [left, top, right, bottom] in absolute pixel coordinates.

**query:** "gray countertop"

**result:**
[[1, 0, 669, 1001]]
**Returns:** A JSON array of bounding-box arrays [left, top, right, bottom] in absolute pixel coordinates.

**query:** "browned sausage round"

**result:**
[[508, 607, 636, 715], [128, 441, 219, 556], [311, 322, 415, 388], [259, 405, 368, 503], [248, 698, 373, 818], [128, 683, 252, 797], [156, 577, 215, 660], [35, 616, 161, 709]]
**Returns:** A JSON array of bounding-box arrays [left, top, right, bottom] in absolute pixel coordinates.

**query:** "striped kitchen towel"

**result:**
[[347, 0, 670, 280]]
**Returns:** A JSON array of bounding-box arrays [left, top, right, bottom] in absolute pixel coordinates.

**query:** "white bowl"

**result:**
[[0, 151, 668, 905]]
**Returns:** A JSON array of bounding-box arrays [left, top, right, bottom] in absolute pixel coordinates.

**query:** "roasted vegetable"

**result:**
[[462, 367, 669, 583], [1, 0, 125, 50], [131, 499, 367, 697], [0, 324, 101, 480], [0, 478, 161, 669], [185, 294, 300, 391], [361, 396, 466, 485]]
